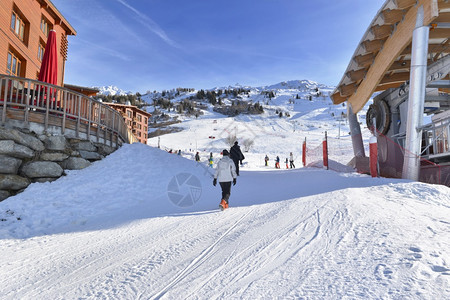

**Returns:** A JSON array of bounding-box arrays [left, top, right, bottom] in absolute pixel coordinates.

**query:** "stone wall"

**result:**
[[0, 126, 116, 201]]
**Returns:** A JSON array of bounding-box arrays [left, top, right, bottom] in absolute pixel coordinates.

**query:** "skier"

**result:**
[[195, 152, 200, 162], [178, 149, 181, 156], [289, 152, 295, 168], [209, 152, 214, 168], [285, 158, 289, 169], [230, 141, 245, 176], [213, 149, 237, 210], [264, 155, 269, 166], [275, 156, 280, 169]]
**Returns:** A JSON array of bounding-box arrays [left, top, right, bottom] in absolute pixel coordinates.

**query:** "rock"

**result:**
[[79, 150, 103, 160], [0, 140, 34, 159], [61, 157, 91, 170], [71, 140, 97, 152], [40, 152, 69, 162], [44, 135, 67, 151], [0, 190, 10, 201], [0, 127, 44, 151], [0, 155, 22, 174], [95, 144, 116, 156], [0, 175, 30, 190], [21, 161, 63, 178]]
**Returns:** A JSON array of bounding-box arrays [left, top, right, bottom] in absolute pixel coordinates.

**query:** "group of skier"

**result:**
[[195, 142, 296, 211], [265, 152, 295, 169]]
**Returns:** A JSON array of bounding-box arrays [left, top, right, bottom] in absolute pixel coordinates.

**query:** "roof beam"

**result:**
[[394, 0, 417, 9], [428, 41, 450, 54], [433, 12, 450, 23], [339, 83, 357, 97], [347, 0, 439, 113], [370, 24, 394, 39], [331, 91, 348, 104], [388, 60, 412, 71], [353, 53, 375, 68], [374, 82, 404, 91], [430, 27, 450, 38], [382, 9, 406, 24], [438, 0, 450, 10], [379, 72, 411, 85], [347, 69, 368, 82], [362, 39, 385, 53]]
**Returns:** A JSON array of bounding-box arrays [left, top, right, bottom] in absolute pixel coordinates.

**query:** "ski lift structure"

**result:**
[[331, 0, 450, 186]]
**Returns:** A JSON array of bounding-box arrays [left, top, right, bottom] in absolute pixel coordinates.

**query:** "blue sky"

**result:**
[[52, 0, 385, 93]]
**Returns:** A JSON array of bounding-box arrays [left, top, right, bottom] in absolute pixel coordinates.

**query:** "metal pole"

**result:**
[[348, 103, 365, 157], [402, 5, 429, 181]]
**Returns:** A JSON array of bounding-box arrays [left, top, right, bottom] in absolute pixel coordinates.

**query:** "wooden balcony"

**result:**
[[0, 74, 138, 146]]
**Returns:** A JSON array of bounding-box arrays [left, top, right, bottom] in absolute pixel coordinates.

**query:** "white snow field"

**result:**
[[1, 81, 449, 299], [0, 143, 449, 299]]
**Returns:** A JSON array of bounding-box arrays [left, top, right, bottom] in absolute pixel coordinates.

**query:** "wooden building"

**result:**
[[106, 103, 151, 144], [0, 0, 76, 87]]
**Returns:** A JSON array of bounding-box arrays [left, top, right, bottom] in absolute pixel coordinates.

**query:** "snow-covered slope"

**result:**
[[0, 144, 449, 299], [0, 80, 449, 299], [147, 80, 365, 169]]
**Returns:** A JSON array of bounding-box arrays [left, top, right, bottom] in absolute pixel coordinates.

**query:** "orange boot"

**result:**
[[219, 199, 227, 210]]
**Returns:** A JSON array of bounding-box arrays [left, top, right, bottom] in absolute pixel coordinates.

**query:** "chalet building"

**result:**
[[1, 0, 76, 86], [63, 83, 99, 97], [106, 103, 151, 144]]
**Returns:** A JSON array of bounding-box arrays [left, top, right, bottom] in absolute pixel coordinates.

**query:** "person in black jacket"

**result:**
[[230, 141, 245, 176]]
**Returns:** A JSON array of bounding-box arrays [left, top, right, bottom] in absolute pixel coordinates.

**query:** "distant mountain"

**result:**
[[260, 80, 333, 91], [96, 80, 335, 98], [95, 85, 133, 96]]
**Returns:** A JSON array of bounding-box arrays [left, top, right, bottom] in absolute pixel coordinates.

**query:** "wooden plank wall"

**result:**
[[0, 0, 72, 86]]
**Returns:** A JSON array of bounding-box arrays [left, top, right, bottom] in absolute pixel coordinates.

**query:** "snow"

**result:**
[[1, 82, 449, 299], [95, 85, 133, 96]]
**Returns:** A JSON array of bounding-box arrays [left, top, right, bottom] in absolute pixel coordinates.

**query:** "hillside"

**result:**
[[142, 79, 364, 169]]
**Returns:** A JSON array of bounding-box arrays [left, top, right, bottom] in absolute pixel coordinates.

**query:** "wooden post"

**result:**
[[111, 110, 115, 147], [1, 78, 7, 124], [96, 104, 100, 142], [62, 90, 67, 134], [44, 85, 50, 132], [87, 100, 92, 140], [76, 95, 81, 137], [24, 80, 31, 124]]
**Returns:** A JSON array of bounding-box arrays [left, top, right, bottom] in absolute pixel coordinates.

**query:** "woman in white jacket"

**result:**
[[213, 149, 237, 210]]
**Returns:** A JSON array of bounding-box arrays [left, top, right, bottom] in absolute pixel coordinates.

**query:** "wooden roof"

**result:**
[[106, 103, 153, 118], [331, 0, 450, 113], [40, 0, 77, 36]]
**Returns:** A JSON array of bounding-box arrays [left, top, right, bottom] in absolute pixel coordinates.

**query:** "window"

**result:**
[[38, 41, 46, 61], [40, 16, 52, 37], [11, 11, 25, 41], [137, 114, 142, 122], [6, 51, 22, 76]]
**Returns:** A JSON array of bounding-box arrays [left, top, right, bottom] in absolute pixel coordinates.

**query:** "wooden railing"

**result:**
[[0, 74, 138, 146]]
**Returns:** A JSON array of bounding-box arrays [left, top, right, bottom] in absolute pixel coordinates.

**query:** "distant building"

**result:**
[[106, 103, 151, 144], [64, 84, 99, 97], [1, 0, 76, 86]]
